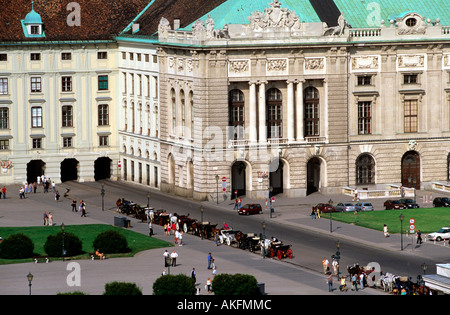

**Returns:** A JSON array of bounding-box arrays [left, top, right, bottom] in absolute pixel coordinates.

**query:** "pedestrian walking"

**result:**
[[163, 250, 169, 267], [339, 276, 347, 292], [207, 252, 213, 269], [383, 224, 390, 237], [148, 221, 154, 237], [43, 211, 49, 226], [48, 212, 53, 226], [55, 191, 60, 201], [1, 186, 6, 199], [359, 273, 364, 290], [322, 257, 329, 274], [233, 198, 239, 210], [80, 200, 87, 217], [351, 274, 358, 291], [191, 268, 196, 284], [170, 250, 178, 267], [206, 278, 212, 294], [310, 208, 316, 219], [71, 199, 77, 212], [332, 258, 339, 276], [327, 273, 333, 292], [416, 230, 423, 244]]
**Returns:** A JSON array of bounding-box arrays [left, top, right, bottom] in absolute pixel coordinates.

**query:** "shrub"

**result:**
[[44, 232, 83, 257], [93, 230, 130, 254], [153, 274, 196, 295], [212, 273, 260, 295], [57, 291, 88, 295], [0, 233, 34, 259], [103, 281, 142, 295]]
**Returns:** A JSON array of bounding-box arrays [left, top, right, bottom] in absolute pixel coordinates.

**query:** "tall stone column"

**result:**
[[296, 80, 304, 141], [258, 81, 267, 143], [287, 80, 294, 141], [249, 81, 257, 143]]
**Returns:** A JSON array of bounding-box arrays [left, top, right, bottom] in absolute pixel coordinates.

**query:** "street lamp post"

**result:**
[[200, 206, 204, 240], [27, 272, 33, 295], [261, 221, 267, 259], [101, 183, 105, 211], [215, 175, 219, 204], [328, 199, 334, 233], [399, 213, 404, 251], [61, 222, 66, 261]]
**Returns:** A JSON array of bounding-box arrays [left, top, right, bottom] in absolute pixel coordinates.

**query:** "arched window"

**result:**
[[229, 89, 245, 140], [170, 88, 176, 134], [189, 91, 194, 138], [180, 89, 185, 136], [304, 87, 319, 137], [266, 88, 282, 139], [356, 154, 375, 184]]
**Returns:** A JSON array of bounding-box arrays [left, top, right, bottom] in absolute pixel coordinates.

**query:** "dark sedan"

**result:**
[[433, 197, 450, 208], [399, 199, 420, 209], [384, 200, 406, 210], [238, 204, 263, 215], [312, 203, 335, 213]]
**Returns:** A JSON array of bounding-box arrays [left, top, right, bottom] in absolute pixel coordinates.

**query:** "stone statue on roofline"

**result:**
[[322, 12, 348, 36], [158, 17, 171, 40]]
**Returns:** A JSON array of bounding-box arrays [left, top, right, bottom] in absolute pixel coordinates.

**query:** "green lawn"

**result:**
[[321, 207, 450, 234], [0, 224, 172, 265]]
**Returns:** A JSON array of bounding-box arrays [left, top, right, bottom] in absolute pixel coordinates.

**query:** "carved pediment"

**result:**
[[248, 0, 301, 32], [396, 13, 427, 35]]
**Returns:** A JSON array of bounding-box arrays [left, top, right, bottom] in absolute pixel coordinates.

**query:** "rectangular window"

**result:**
[[404, 99, 418, 133], [404, 74, 418, 84], [137, 74, 142, 96], [99, 135, 109, 146], [0, 108, 9, 129], [97, 51, 107, 60], [0, 78, 8, 95], [129, 53, 134, 61], [62, 76, 72, 92], [32, 138, 42, 149], [98, 75, 108, 90], [63, 137, 72, 148], [137, 53, 141, 62], [61, 52, 72, 60], [0, 140, 9, 150], [0, 54, 7, 61], [30, 25, 40, 35], [31, 77, 42, 93], [98, 104, 109, 126], [30, 53, 41, 61], [357, 75, 372, 86], [31, 107, 42, 128], [122, 52, 126, 60], [145, 54, 150, 62], [358, 101, 372, 134], [62, 105, 73, 127], [305, 103, 319, 136]]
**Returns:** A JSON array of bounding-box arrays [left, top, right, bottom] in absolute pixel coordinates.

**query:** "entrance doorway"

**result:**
[[269, 160, 283, 196], [27, 160, 46, 184], [307, 157, 321, 195], [94, 157, 112, 181], [231, 161, 246, 199], [401, 151, 420, 190], [60, 159, 79, 182]]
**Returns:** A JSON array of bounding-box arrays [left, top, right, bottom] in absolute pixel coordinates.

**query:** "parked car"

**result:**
[[384, 200, 406, 210], [335, 202, 356, 212], [238, 204, 262, 215], [312, 203, 335, 213], [399, 199, 420, 209], [427, 227, 450, 241], [355, 202, 374, 211], [433, 197, 450, 208]]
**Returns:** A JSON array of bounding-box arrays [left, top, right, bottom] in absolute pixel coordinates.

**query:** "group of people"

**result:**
[[310, 208, 321, 219], [71, 199, 87, 217], [43, 211, 54, 226], [323, 257, 366, 292]]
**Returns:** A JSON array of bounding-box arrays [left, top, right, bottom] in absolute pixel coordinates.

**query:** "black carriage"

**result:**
[[192, 221, 217, 239], [267, 241, 293, 260], [237, 233, 261, 252], [153, 209, 170, 226], [119, 200, 138, 215]]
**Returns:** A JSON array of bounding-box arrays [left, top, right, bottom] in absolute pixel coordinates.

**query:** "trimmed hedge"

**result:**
[[44, 231, 83, 257], [93, 230, 130, 254], [212, 273, 260, 295], [152, 274, 196, 295], [0, 233, 34, 259], [103, 281, 142, 295]]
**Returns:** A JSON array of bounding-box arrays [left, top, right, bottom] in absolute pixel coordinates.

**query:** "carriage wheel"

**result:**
[[269, 248, 274, 258], [226, 238, 231, 246], [287, 249, 293, 259], [183, 223, 188, 233], [277, 251, 282, 260]]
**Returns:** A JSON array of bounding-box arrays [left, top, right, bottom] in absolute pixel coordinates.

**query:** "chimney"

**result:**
[[132, 23, 140, 33], [174, 19, 180, 30]]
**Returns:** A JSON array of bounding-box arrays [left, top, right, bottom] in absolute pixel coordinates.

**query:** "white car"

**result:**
[[427, 227, 450, 241]]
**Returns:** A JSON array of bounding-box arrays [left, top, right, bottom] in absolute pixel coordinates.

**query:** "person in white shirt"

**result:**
[[170, 250, 178, 267]]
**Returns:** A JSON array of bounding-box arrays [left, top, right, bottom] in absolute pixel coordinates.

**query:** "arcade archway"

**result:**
[[94, 157, 112, 181], [27, 160, 45, 184], [61, 158, 79, 182]]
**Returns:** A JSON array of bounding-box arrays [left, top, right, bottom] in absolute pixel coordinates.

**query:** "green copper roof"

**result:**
[[24, 8, 43, 24], [182, 0, 322, 30], [334, 0, 450, 27]]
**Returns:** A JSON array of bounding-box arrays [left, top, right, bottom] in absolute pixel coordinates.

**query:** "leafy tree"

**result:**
[[44, 231, 83, 257], [0, 233, 34, 259], [93, 230, 130, 254], [103, 281, 142, 295], [212, 273, 260, 295]]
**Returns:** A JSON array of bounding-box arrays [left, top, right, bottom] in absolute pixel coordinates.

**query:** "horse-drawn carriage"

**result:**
[[134, 205, 151, 222], [152, 209, 171, 226], [218, 229, 242, 246], [260, 238, 293, 260], [237, 233, 261, 252], [192, 221, 217, 239], [119, 200, 139, 216], [177, 214, 197, 233]]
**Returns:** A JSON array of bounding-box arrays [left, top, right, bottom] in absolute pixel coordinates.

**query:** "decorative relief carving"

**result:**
[[186, 59, 193, 73], [396, 13, 426, 35], [266, 59, 287, 72], [397, 54, 426, 69], [228, 60, 250, 74], [443, 54, 450, 69], [177, 58, 184, 72], [248, 0, 301, 32], [304, 57, 325, 72], [351, 55, 380, 71]]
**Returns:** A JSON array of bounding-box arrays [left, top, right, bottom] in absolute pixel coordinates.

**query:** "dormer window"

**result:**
[[21, 2, 45, 38]]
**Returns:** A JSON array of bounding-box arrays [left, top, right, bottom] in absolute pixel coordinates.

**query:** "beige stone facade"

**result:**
[[157, 3, 450, 201]]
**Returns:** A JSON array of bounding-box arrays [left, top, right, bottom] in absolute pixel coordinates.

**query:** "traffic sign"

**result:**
[[222, 177, 226, 182], [409, 218, 415, 224]]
